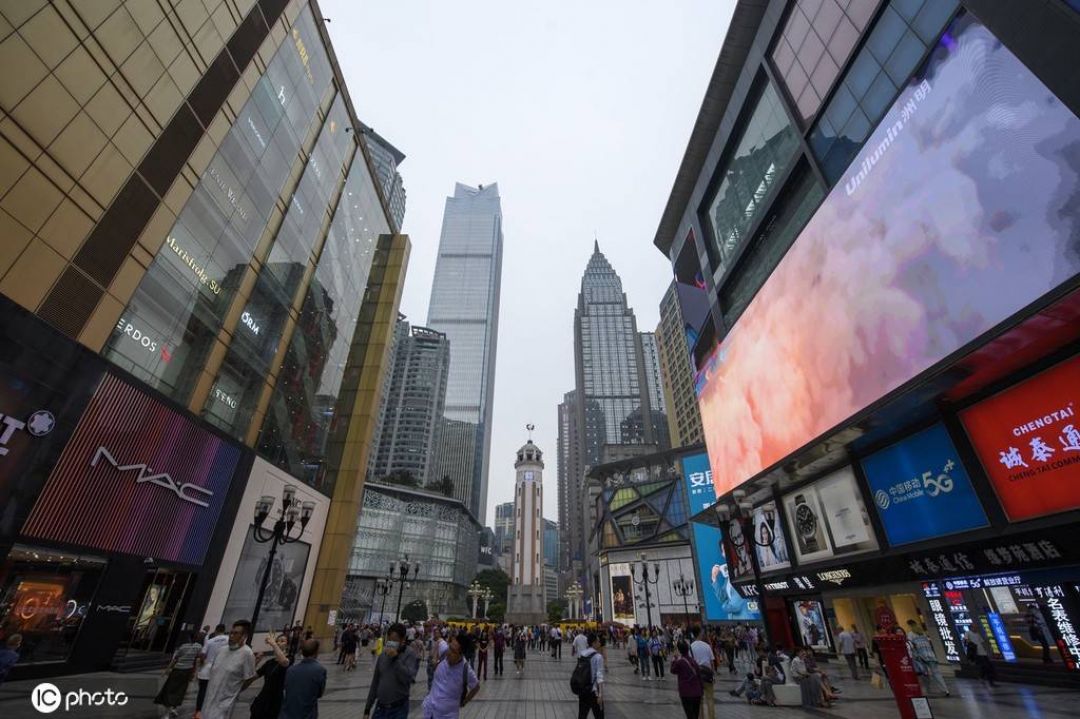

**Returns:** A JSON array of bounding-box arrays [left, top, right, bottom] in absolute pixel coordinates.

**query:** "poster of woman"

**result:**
[[611, 575, 635, 620]]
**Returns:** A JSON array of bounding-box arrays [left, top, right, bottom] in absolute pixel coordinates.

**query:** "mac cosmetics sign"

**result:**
[[22, 374, 243, 564], [860, 423, 988, 546]]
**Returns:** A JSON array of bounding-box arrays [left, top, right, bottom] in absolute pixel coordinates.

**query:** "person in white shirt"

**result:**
[[550, 626, 563, 659], [690, 633, 717, 719], [835, 626, 858, 679], [201, 621, 256, 719], [572, 631, 589, 657], [963, 626, 997, 687], [194, 624, 229, 719]]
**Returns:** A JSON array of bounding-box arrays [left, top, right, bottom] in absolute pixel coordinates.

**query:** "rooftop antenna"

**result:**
[[526, 423, 535, 441], [593, 230, 599, 253]]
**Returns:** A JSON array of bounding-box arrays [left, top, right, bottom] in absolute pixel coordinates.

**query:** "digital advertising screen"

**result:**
[[694, 14, 1080, 498], [22, 374, 244, 564], [782, 466, 878, 565], [960, 354, 1080, 521], [861, 423, 989, 545], [690, 521, 760, 622], [681, 451, 717, 514]]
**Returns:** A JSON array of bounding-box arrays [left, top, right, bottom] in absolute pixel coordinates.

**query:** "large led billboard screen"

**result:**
[[695, 15, 1080, 496], [22, 374, 244, 564]]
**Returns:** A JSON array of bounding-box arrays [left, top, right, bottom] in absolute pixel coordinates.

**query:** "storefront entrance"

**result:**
[[123, 568, 193, 653]]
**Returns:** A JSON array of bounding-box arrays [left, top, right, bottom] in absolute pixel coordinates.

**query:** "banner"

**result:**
[[861, 423, 988, 545], [681, 451, 717, 514], [751, 501, 790, 573], [690, 521, 760, 622], [782, 466, 878, 565]]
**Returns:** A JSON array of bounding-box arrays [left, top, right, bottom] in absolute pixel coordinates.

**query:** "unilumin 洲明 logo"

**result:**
[[91, 446, 213, 508]]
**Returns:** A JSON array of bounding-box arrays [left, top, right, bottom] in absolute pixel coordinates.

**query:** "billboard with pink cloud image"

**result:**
[[696, 13, 1080, 497]]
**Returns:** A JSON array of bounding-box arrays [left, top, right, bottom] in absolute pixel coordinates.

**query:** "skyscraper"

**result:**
[[557, 390, 580, 580], [655, 282, 704, 448], [427, 183, 503, 520], [566, 243, 661, 587], [639, 332, 671, 452], [367, 317, 450, 485], [494, 501, 515, 557]]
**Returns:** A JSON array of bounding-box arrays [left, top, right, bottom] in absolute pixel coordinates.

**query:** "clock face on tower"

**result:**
[[524, 471, 535, 481]]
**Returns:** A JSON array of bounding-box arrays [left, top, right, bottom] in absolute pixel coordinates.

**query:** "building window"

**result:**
[[808, 0, 959, 183], [704, 81, 800, 278]]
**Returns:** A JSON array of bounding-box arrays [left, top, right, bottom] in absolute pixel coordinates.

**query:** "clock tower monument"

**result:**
[[505, 427, 548, 624]]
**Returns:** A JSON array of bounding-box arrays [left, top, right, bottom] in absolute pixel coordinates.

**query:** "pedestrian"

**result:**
[[492, 628, 505, 678], [789, 648, 827, 709], [670, 640, 703, 719], [572, 629, 589, 657], [342, 625, 359, 671], [201, 621, 257, 719], [513, 629, 527, 676], [836, 625, 859, 680], [571, 632, 605, 719], [906, 621, 949, 696], [280, 639, 327, 719], [153, 630, 203, 718], [0, 634, 21, 687], [627, 631, 639, 674], [422, 632, 479, 719], [963, 625, 997, 687], [1028, 613, 1052, 664], [551, 626, 563, 659], [852, 627, 869, 671], [689, 631, 716, 719], [649, 632, 666, 680], [195, 623, 230, 719], [245, 631, 290, 719], [636, 630, 651, 680], [428, 628, 449, 689], [288, 621, 303, 664], [720, 629, 736, 675], [476, 631, 489, 680], [363, 623, 419, 719]]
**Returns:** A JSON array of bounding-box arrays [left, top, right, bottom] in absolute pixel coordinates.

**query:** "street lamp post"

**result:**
[[631, 554, 660, 632], [481, 588, 493, 619], [388, 555, 419, 624], [373, 579, 391, 623], [251, 485, 315, 636], [672, 574, 695, 631], [468, 581, 484, 619]]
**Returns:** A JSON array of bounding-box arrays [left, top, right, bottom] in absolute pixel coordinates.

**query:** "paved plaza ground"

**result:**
[[0, 646, 1070, 718]]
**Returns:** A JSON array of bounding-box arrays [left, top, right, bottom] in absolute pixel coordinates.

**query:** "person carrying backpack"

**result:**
[[636, 631, 651, 680], [570, 632, 605, 719], [649, 633, 665, 680]]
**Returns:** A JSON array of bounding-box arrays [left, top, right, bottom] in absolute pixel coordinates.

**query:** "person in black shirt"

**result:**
[[364, 624, 420, 719], [244, 631, 290, 719]]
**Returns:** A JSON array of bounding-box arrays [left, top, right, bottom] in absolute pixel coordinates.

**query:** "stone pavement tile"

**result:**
[[0, 647, 1073, 718]]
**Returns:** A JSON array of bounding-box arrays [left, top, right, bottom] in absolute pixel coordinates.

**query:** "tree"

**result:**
[[486, 601, 506, 623], [382, 470, 418, 488], [402, 600, 427, 623], [474, 568, 510, 604], [430, 474, 454, 497], [547, 600, 566, 623]]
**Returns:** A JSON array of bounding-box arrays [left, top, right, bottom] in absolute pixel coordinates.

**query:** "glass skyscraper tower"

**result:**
[[427, 183, 503, 520]]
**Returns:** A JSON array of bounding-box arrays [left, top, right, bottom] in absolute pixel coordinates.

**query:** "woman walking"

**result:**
[[244, 632, 290, 719], [154, 631, 203, 718], [669, 640, 703, 719], [514, 629, 528, 676]]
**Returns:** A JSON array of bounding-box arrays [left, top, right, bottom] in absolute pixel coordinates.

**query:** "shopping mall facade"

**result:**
[[656, 0, 1080, 685], [0, 0, 407, 678]]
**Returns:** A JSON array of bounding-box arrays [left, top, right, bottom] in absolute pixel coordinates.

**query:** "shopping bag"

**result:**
[[870, 672, 884, 689]]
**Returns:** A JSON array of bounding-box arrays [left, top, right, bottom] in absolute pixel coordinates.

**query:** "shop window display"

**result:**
[[0, 546, 105, 665]]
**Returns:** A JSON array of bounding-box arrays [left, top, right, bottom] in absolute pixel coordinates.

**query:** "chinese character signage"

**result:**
[[861, 423, 988, 546], [960, 354, 1080, 521], [681, 452, 717, 514], [782, 466, 878, 565], [690, 521, 760, 622]]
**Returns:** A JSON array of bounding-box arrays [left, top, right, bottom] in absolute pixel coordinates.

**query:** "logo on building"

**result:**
[[91, 446, 213, 508], [874, 489, 890, 509], [0, 408, 54, 456]]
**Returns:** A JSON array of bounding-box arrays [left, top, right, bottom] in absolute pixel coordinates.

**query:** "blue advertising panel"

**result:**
[[690, 521, 760, 622], [861, 423, 988, 546], [682, 452, 717, 514]]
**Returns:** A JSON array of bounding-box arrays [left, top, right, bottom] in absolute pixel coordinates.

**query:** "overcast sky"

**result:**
[[322, 0, 735, 526]]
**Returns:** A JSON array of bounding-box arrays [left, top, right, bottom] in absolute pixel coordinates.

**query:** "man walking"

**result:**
[[852, 628, 869, 672], [194, 624, 229, 719], [906, 621, 949, 696], [836, 625, 859, 680], [690, 631, 716, 719], [963, 625, 997, 687], [281, 639, 327, 718], [573, 632, 605, 719], [422, 633, 479, 719], [364, 624, 419, 719], [201, 621, 256, 719], [551, 626, 563, 659]]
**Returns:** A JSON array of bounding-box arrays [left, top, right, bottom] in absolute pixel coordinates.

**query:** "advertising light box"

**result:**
[[681, 451, 717, 514], [22, 374, 244, 564], [861, 423, 989, 546], [782, 466, 878, 565], [694, 14, 1080, 497], [961, 354, 1080, 521], [690, 521, 760, 622]]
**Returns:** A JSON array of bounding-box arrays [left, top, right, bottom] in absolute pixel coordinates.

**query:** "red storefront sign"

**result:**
[[960, 354, 1080, 521]]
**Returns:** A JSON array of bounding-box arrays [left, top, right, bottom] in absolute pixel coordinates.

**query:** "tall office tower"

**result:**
[[427, 183, 503, 520], [639, 332, 671, 451], [494, 501, 515, 557], [359, 124, 407, 231], [655, 282, 703, 448], [367, 318, 450, 485], [557, 390, 580, 581], [0, 0, 408, 672], [568, 242, 660, 586]]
